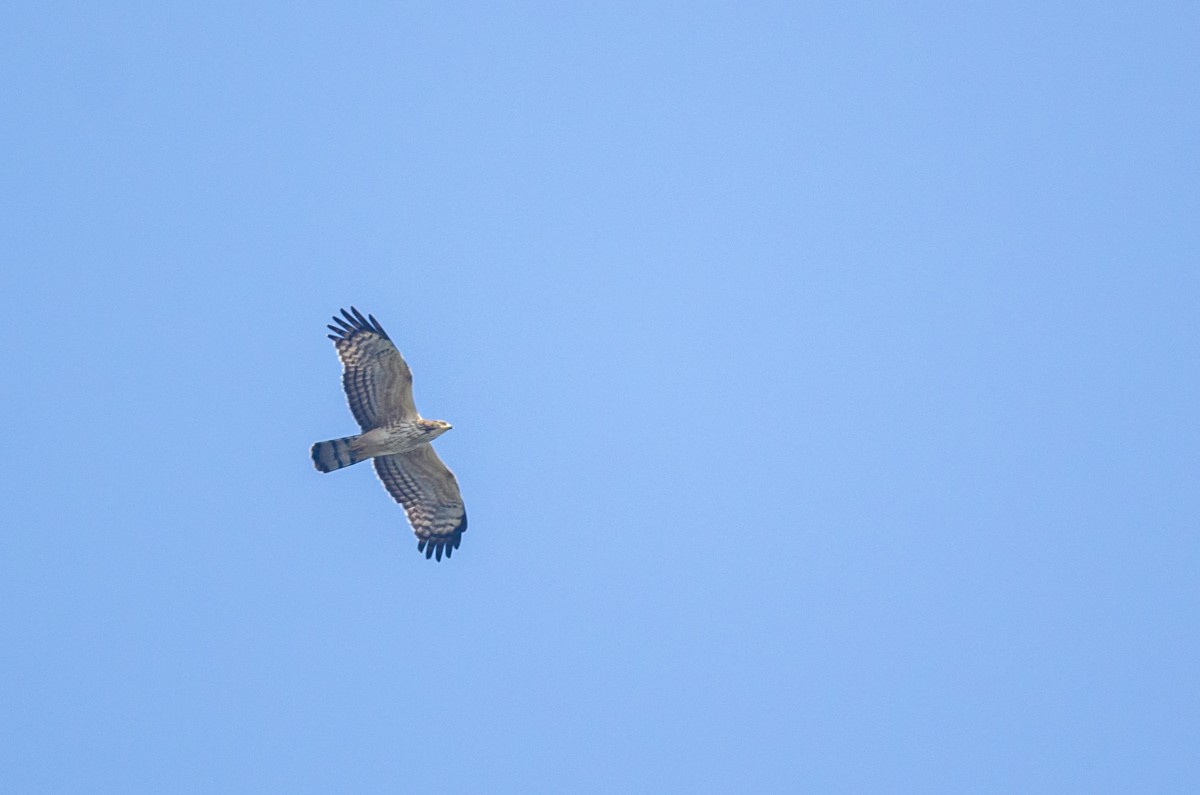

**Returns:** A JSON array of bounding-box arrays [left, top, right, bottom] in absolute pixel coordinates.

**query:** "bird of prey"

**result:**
[[311, 307, 467, 561]]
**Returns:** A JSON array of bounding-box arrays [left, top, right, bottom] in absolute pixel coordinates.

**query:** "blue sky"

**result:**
[[2, 2, 1197, 791]]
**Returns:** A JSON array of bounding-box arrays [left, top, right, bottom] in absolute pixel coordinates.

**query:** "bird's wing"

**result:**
[[326, 307, 416, 429], [373, 444, 467, 561]]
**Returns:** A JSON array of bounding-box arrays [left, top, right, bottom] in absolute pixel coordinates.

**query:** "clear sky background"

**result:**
[[2, 2, 1197, 792]]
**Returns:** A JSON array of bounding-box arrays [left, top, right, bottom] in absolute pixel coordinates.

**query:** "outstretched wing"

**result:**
[[373, 445, 468, 561], [326, 307, 416, 429]]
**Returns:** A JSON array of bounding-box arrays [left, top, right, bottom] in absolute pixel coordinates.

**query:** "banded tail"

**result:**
[[311, 434, 367, 472]]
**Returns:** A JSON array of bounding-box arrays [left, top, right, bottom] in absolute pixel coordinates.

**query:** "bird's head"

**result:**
[[419, 419, 453, 440]]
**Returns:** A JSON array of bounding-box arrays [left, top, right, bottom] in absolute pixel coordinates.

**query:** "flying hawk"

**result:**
[[311, 307, 467, 561]]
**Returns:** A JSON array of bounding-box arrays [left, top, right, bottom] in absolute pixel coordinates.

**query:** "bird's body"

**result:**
[[312, 419, 450, 471], [311, 308, 467, 561]]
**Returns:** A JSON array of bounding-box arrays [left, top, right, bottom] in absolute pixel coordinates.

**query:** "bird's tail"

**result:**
[[311, 435, 367, 472]]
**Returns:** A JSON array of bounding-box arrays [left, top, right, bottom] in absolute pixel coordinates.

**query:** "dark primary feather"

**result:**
[[418, 530, 465, 561], [327, 306, 390, 342]]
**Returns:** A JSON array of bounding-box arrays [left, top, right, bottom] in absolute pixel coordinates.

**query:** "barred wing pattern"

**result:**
[[373, 445, 468, 561], [327, 308, 417, 429]]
